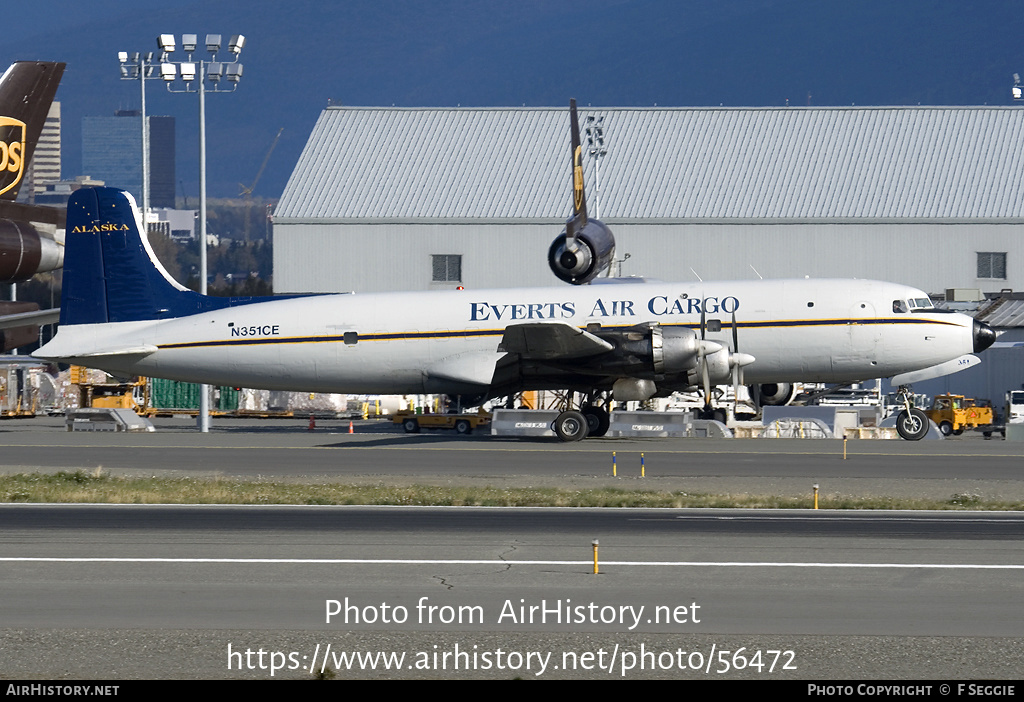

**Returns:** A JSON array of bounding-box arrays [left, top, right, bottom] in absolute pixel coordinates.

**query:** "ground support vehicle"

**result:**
[[924, 394, 995, 436], [393, 409, 491, 435]]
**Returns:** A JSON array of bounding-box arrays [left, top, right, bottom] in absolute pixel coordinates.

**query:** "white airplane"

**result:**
[[34, 101, 996, 441]]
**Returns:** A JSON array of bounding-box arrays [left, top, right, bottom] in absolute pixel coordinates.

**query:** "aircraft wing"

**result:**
[[499, 322, 613, 360]]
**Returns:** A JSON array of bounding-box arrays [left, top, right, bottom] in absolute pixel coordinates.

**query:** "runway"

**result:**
[[2, 502, 1024, 678], [1, 416, 1023, 499], [1, 417, 1023, 679]]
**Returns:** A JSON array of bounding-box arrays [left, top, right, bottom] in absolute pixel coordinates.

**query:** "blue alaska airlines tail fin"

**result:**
[[60, 187, 273, 326]]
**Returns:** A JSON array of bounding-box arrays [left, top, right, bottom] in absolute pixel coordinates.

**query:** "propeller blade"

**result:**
[[731, 363, 740, 415], [731, 310, 740, 413], [702, 359, 711, 408], [699, 301, 711, 409]]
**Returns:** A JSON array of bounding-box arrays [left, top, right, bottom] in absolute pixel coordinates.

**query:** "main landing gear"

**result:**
[[894, 384, 929, 441], [552, 393, 611, 442]]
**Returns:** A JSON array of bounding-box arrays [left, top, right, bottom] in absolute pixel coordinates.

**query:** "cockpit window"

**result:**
[[893, 300, 908, 313], [905, 297, 937, 313]]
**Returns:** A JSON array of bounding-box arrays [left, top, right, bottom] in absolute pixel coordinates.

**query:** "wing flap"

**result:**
[[499, 322, 613, 360]]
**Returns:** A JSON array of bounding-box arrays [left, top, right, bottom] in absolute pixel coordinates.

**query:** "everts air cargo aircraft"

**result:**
[[0, 61, 66, 350], [35, 100, 996, 441]]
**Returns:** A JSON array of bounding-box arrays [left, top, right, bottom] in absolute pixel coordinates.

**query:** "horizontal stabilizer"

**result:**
[[891, 354, 979, 386], [75, 345, 158, 358], [0, 306, 59, 330], [499, 322, 613, 360], [35, 342, 157, 361]]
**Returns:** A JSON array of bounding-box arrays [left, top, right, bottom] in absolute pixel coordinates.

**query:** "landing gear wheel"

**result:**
[[553, 410, 589, 442], [580, 405, 610, 438], [402, 418, 420, 434], [454, 419, 472, 435], [896, 408, 929, 441], [939, 421, 953, 437]]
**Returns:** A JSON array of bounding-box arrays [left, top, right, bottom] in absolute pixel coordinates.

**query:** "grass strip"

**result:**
[[0, 470, 1019, 510]]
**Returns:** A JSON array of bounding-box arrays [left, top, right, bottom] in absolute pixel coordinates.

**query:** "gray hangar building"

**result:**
[[273, 105, 1024, 297]]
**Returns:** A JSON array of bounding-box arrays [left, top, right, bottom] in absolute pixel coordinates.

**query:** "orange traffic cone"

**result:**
[[348, 421, 354, 434]]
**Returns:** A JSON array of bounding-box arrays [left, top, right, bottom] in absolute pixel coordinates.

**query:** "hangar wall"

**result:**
[[274, 105, 1024, 296], [273, 221, 1024, 295]]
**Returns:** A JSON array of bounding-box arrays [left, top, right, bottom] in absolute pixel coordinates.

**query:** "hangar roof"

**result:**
[[277, 105, 1024, 222], [977, 296, 1024, 328]]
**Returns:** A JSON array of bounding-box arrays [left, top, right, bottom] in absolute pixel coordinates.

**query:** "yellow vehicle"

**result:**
[[924, 394, 994, 436], [70, 365, 147, 412], [392, 409, 491, 435]]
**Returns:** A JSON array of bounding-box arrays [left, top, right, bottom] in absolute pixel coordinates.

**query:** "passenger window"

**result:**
[[344, 331, 358, 345]]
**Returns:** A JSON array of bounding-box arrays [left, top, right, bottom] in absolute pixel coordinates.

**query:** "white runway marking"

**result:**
[[2, 557, 1022, 569]]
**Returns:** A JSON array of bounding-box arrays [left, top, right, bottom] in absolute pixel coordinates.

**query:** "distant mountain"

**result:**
[[3, 0, 1020, 200]]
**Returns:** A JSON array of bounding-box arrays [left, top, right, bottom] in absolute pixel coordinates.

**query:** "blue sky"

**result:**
[[5, 1, 1022, 200]]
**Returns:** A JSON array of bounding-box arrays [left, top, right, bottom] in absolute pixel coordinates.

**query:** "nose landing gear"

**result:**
[[894, 384, 930, 441]]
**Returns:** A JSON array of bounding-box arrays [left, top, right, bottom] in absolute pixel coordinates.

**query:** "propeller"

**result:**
[[731, 311, 740, 414], [699, 304, 711, 412], [728, 310, 756, 415]]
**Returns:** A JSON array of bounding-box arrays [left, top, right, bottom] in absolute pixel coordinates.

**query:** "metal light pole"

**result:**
[[158, 33, 245, 432], [585, 113, 607, 219], [116, 51, 156, 221]]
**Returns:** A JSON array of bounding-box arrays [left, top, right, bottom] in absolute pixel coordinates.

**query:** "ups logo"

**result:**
[[0, 117, 26, 197], [573, 145, 584, 212]]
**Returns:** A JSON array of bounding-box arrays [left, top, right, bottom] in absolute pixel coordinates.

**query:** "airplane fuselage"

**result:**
[[39, 277, 980, 398]]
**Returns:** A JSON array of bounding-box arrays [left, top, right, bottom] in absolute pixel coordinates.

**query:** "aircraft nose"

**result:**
[[973, 319, 996, 353]]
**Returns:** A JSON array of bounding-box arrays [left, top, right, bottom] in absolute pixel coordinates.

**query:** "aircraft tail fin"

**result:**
[[0, 61, 65, 200], [568, 98, 588, 230], [60, 187, 231, 326]]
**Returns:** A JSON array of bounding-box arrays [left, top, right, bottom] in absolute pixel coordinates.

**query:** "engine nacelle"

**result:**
[[548, 219, 615, 285], [754, 383, 797, 406], [654, 326, 701, 374], [0, 219, 63, 282]]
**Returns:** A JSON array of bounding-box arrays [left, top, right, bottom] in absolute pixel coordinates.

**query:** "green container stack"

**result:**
[[148, 378, 240, 412]]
